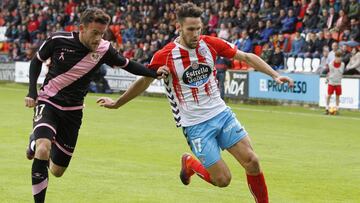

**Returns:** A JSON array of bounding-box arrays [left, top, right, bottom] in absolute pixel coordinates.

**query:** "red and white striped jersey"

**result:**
[[149, 35, 237, 127]]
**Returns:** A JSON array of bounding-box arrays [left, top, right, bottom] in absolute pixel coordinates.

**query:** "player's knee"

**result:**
[[213, 173, 232, 187], [245, 154, 260, 174], [35, 141, 51, 159]]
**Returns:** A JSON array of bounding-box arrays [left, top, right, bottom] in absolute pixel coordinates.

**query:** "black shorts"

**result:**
[[32, 101, 83, 167]]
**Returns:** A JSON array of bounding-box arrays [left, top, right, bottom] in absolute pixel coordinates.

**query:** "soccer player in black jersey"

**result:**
[[24, 8, 167, 203]]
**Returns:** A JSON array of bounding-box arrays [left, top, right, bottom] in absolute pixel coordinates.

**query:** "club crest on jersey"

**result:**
[[90, 52, 100, 62], [182, 63, 211, 87], [191, 62, 199, 69]]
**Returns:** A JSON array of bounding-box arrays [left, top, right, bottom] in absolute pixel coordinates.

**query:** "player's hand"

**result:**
[[156, 66, 169, 79], [25, 97, 36, 108], [273, 76, 294, 88], [96, 97, 119, 109]]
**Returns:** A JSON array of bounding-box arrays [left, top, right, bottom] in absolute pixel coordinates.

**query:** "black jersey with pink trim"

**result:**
[[36, 32, 128, 110]]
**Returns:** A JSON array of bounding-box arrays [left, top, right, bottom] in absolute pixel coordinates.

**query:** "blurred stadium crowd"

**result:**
[[0, 0, 359, 75]]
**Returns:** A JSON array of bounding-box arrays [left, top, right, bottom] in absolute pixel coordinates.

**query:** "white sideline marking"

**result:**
[[232, 106, 360, 121], [2, 86, 359, 121]]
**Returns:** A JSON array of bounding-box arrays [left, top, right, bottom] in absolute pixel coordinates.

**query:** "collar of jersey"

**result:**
[[174, 37, 198, 51]]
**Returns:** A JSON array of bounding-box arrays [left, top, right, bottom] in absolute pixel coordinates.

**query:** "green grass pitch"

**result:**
[[0, 83, 359, 202]]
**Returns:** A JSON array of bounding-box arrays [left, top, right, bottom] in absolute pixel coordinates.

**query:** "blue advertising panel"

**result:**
[[249, 72, 320, 102]]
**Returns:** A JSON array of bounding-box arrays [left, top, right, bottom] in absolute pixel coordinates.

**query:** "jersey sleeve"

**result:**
[[103, 44, 129, 68], [148, 49, 167, 70], [203, 36, 237, 58], [37, 36, 55, 62]]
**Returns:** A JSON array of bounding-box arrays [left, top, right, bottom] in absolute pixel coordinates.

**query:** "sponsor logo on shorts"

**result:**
[[223, 120, 238, 133]]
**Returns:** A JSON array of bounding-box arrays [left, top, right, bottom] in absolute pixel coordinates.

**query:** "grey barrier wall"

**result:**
[[0, 63, 15, 81]]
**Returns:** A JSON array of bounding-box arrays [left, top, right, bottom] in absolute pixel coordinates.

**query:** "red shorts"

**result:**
[[328, 85, 342, 96]]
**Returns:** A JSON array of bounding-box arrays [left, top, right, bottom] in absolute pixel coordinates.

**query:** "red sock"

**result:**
[[187, 156, 213, 185], [247, 172, 268, 203]]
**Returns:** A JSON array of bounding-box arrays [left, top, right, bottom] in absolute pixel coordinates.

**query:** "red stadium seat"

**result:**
[[109, 25, 116, 34], [109, 25, 121, 35], [295, 22, 303, 31], [116, 33, 122, 45], [232, 60, 241, 70], [65, 25, 73, 32], [240, 61, 249, 70], [2, 42, 10, 52], [113, 25, 121, 34], [253, 45, 263, 56]]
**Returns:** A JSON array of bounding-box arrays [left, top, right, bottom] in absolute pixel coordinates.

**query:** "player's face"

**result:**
[[179, 17, 202, 49], [79, 22, 107, 51]]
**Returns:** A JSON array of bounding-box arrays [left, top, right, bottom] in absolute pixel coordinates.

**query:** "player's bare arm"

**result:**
[[25, 56, 43, 108], [98, 65, 168, 108], [97, 76, 154, 109], [234, 50, 294, 87]]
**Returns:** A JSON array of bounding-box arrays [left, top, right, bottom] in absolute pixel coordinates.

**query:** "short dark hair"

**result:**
[[80, 8, 111, 26], [176, 3, 203, 23]]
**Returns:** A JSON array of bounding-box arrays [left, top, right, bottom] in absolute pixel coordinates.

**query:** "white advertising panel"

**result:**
[[319, 78, 359, 109], [105, 68, 137, 91], [14, 62, 47, 84], [145, 78, 165, 93]]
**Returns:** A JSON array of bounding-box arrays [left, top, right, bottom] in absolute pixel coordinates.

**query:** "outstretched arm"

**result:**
[[111, 53, 167, 79], [25, 57, 43, 108], [122, 59, 167, 79], [97, 76, 155, 109], [234, 50, 294, 86]]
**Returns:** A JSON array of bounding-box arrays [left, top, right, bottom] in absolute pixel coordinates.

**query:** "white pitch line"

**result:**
[[231, 106, 360, 121], [126, 98, 360, 121], [1, 86, 359, 121]]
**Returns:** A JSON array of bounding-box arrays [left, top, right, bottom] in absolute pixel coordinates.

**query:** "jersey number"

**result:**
[[35, 104, 45, 117], [191, 138, 202, 153]]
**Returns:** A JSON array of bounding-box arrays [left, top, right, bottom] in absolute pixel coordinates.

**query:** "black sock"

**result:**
[[32, 158, 49, 203]]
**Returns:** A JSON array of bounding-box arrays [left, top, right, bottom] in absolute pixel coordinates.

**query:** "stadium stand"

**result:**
[[0, 0, 358, 75]]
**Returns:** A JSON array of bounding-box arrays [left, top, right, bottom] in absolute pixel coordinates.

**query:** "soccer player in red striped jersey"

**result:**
[[97, 3, 293, 202]]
